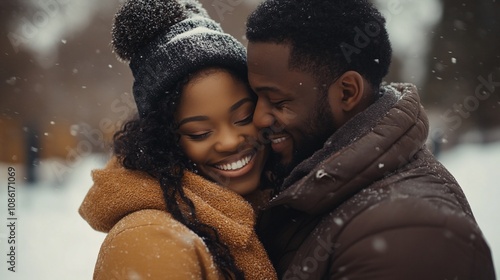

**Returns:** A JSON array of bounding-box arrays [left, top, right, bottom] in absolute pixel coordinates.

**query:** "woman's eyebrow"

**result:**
[[178, 115, 209, 127], [178, 98, 253, 127], [229, 97, 253, 112]]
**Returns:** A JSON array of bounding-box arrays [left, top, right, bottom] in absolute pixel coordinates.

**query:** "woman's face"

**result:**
[[175, 69, 267, 196]]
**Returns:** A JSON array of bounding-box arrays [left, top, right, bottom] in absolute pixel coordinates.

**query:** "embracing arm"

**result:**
[[329, 200, 496, 280], [94, 210, 220, 280]]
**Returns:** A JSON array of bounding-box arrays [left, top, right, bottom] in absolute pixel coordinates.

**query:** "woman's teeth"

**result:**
[[215, 155, 253, 171]]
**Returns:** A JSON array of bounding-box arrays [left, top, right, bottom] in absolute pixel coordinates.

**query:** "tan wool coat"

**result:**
[[79, 158, 277, 280]]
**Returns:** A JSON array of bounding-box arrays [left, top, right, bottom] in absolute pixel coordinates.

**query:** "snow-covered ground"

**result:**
[[439, 142, 500, 274], [0, 143, 499, 279]]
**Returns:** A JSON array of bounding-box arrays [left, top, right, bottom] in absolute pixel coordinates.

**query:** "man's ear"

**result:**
[[327, 71, 366, 113]]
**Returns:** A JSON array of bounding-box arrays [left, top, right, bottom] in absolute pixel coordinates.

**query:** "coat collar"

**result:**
[[79, 158, 255, 248], [269, 83, 429, 214]]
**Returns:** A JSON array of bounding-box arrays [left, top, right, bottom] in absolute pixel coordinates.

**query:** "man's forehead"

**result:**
[[247, 42, 291, 69]]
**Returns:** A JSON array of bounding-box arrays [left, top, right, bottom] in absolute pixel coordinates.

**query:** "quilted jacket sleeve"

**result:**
[[329, 199, 496, 280]]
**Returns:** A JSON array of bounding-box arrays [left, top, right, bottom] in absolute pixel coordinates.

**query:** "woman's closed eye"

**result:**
[[186, 131, 212, 140]]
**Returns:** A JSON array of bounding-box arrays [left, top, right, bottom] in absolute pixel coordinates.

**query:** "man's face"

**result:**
[[247, 42, 336, 172]]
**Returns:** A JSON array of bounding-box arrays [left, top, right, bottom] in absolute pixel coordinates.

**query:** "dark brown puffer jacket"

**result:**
[[257, 83, 496, 280]]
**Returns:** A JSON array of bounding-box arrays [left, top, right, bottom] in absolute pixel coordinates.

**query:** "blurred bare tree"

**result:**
[[423, 0, 500, 145], [1, 0, 132, 164]]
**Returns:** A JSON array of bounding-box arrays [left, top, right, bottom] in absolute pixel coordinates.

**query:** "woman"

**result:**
[[79, 0, 276, 279]]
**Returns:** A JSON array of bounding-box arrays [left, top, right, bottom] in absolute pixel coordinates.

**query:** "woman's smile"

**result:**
[[211, 150, 257, 178]]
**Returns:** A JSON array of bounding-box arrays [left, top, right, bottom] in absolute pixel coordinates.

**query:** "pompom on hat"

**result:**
[[112, 0, 247, 117]]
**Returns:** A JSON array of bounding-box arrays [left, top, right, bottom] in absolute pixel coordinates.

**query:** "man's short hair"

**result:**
[[246, 0, 392, 92]]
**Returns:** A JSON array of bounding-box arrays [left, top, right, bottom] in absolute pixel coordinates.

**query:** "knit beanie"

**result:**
[[111, 0, 247, 117]]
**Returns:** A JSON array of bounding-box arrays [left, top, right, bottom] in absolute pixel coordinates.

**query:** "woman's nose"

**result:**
[[253, 97, 275, 129], [214, 128, 245, 153]]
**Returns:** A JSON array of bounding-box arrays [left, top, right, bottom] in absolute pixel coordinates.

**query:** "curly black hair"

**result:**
[[246, 0, 392, 96], [113, 67, 246, 280]]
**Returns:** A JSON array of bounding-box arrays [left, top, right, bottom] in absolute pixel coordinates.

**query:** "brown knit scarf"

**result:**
[[79, 158, 277, 279]]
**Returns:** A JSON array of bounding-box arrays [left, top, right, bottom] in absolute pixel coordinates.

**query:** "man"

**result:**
[[246, 0, 496, 279]]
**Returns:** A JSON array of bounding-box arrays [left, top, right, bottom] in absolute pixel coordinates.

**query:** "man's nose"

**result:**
[[253, 98, 275, 129]]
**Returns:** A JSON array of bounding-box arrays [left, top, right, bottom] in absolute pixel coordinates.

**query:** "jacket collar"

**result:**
[[79, 158, 255, 248], [269, 83, 429, 214]]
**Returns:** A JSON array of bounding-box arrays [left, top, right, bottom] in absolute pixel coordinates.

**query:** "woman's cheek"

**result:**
[[180, 139, 211, 165], [245, 123, 261, 137]]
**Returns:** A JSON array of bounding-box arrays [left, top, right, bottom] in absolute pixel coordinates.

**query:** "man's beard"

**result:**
[[267, 94, 336, 189]]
